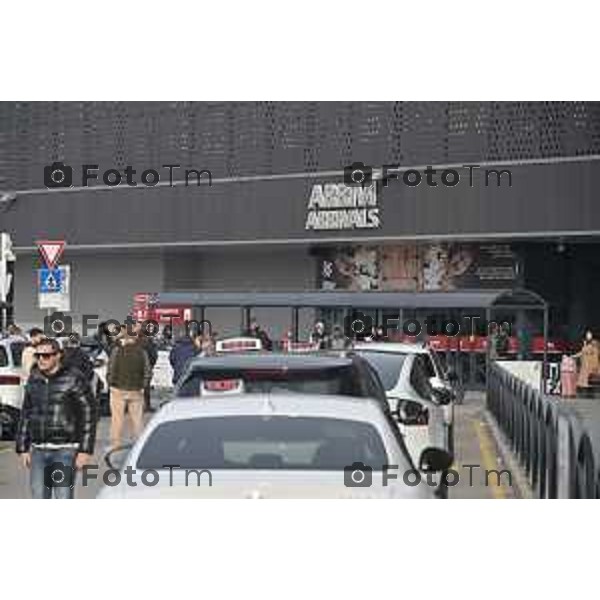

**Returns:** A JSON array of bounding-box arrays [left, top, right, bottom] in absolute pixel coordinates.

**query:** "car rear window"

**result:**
[[354, 351, 407, 391], [136, 416, 389, 470], [177, 366, 367, 398]]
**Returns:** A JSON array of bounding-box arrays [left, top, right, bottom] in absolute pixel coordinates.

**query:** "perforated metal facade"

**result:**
[[1, 101, 600, 247], [2, 102, 600, 187]]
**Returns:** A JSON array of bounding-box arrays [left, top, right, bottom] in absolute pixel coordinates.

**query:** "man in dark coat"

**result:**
[[16, 338, 97, 499], [62, 332, 95, 383], [107, 328, 151, 450], [169, 333, 200, 385], [135, 324, 158, 412]]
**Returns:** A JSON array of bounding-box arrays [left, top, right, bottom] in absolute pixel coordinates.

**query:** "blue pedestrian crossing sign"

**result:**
[[39, 267, 63, 293], [37, 264, 70, 311]]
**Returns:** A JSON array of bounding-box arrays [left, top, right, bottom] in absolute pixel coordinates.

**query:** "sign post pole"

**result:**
[[0, 233, 16, 332]]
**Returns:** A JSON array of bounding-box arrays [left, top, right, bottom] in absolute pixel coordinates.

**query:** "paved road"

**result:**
[[0, 413, 130, 499], [0, 392, 521, 499], [449, 392, 518, 499]]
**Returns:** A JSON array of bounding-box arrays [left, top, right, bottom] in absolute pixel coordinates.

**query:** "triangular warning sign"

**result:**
[[36, 240, 65, 269]]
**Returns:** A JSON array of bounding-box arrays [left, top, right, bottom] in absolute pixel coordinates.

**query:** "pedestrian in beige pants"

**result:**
[[106, 327, 151, 450]]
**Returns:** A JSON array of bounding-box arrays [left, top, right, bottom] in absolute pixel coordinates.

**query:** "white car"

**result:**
[[0, 336, 27, 439], [353, 342, 458, 465], [97, 394, 451, 499]]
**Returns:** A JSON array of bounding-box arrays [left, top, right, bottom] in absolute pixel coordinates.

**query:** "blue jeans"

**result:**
[[30, 448, 77, 499]]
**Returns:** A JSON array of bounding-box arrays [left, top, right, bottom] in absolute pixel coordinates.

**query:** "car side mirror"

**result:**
[[431, 387, 453, 406], [104, 444, 133, 470], [419, 447, 453, 473], [395, 399, 429, 426]]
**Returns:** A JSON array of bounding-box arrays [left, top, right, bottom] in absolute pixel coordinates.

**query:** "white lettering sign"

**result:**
[[305, 184, 381, 230]]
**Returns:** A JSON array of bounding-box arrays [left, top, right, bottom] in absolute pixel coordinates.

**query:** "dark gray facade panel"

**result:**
[[2, 101, 600, 191], [2, 161, 600, 247]]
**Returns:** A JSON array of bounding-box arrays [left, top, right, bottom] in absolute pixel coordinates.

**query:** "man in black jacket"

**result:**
[[16, 338, 97, 499], [134, 324, 158, 412]]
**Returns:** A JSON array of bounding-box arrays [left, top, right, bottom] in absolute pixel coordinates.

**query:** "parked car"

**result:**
[[0, 336, 26, 439], [97, 394, 452, 498], [353, 342, 458, 463]]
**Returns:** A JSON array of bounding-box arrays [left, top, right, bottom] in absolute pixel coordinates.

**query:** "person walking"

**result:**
[[310, 321, 328, 350], [107, 326, 151, 450], [62, 332, 95, 383], [15, 338, 97, 499], [247, 319, 273, 350], [20, 327, 46, 380], [573, 329, 600, 393], [134, 323, 158, 413], [169, 331, 200, 385]]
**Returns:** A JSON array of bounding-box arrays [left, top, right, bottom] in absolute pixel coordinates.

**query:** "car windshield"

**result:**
[[136, 416, 389, 470], [177, 366, 367, 398], [354, 351, 407, 391]]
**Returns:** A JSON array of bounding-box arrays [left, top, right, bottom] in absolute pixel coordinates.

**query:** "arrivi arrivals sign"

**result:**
[[305, 183, 381, 231]]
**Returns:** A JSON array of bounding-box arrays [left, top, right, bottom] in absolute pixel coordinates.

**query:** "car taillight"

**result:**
[[0, 375, 21, 385], [204, 379, 241, 392]]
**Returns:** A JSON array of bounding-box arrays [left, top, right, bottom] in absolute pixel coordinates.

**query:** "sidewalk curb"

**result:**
[[483, 411, 533, 499]]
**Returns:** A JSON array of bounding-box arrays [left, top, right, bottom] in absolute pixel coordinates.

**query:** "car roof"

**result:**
[[185, 352, 356, 371], [156, 394, 385, 422], [353, 342, 430, 355]]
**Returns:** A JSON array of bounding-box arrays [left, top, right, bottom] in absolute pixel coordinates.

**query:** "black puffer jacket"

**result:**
[[16, 365, 97, 454]]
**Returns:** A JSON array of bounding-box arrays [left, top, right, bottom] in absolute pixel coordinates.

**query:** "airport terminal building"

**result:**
[[1, 101, 600, 340]]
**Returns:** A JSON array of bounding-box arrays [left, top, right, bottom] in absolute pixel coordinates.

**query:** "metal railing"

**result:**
[[487, 362, 600, 499]]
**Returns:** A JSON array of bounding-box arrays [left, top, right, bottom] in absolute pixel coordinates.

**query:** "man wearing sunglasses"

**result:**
[[15, 338, 97, 499]]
